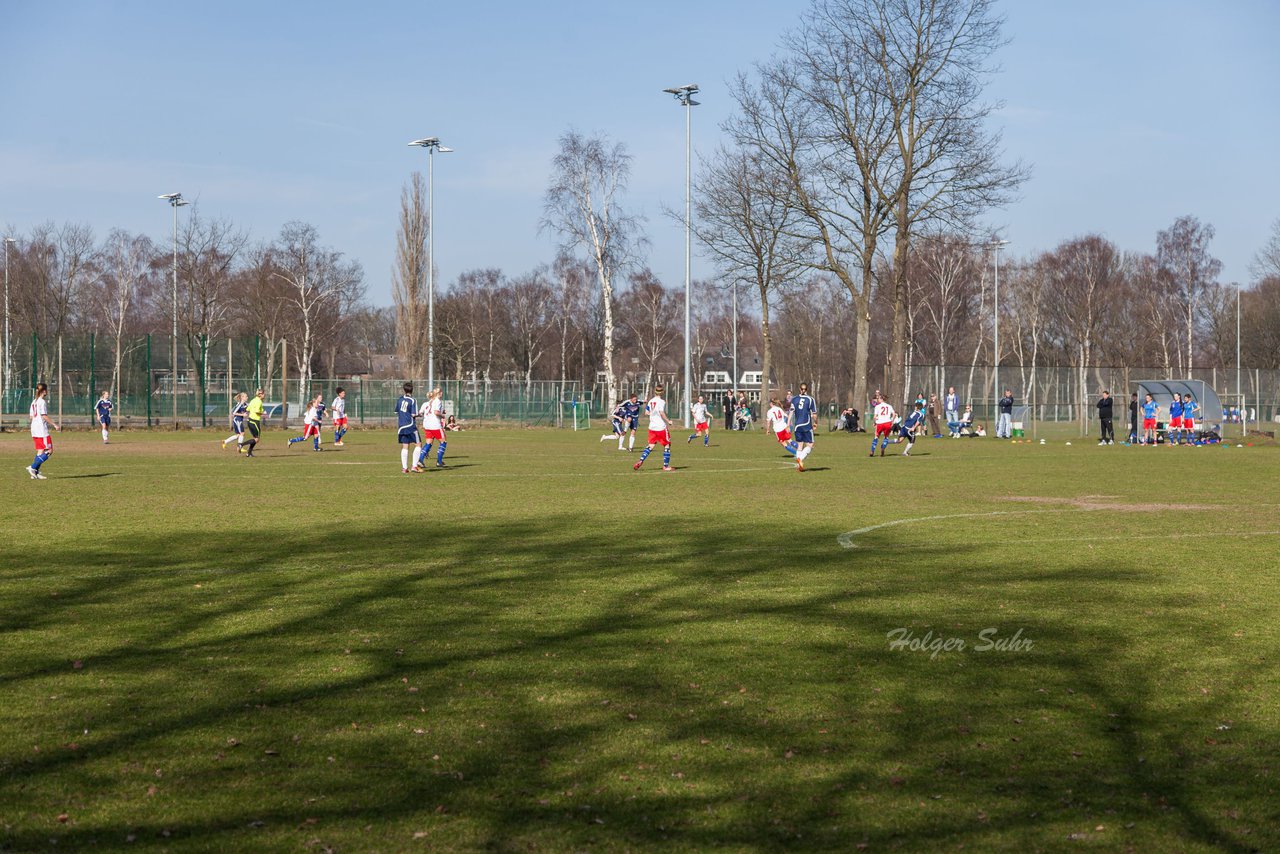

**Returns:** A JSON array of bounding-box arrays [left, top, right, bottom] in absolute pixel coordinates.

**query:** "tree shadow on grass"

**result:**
[[0, 517, 1274, 851]]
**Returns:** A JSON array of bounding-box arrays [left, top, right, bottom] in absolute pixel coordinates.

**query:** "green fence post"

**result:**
[[359, 376, 364, 424], [146, 334, 152, 429], [89, 333, 95, 411]]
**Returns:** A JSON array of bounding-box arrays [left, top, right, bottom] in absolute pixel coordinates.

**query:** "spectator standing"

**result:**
[[1096, 390, 1114, 445], [723, 390, 735, 431], [944, 387, 959, 430], [927, 393, 942, 438], [1129, 392, 1139, 443], [996, 389, 1014, 439]]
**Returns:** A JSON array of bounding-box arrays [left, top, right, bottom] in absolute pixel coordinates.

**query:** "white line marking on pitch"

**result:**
[[836, 504, 1226, 549], [837, 509, 1073, 549]]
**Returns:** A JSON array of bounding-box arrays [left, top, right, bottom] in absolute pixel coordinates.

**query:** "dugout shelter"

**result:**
[[1134, 379, 1223, 433]]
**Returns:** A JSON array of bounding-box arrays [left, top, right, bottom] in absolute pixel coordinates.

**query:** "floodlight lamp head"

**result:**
[[408, 137, 440, 148], [437, 146, 454, 153], [158, 192, 182, 201]]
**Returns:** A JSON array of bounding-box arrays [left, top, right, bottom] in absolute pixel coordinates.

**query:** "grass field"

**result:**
[[1, 423, 1278, 852]]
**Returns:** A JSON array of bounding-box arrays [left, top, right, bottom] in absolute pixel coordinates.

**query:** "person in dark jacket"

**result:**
[[723, 391, 735, 431], [1128, 392, 1139, 443], [1096, 390, 1114, 445], [996, 390, 1014, 438]]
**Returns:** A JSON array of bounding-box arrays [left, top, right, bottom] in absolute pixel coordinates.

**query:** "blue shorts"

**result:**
[[793, 425, 814, 444], [397, 426, 420, 445], [99, 416, 111, 427], [612, 420, 626, 434], [232, 418, 244, 435]]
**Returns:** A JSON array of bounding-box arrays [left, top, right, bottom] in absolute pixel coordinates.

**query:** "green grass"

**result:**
[[1, 425, 1277, 852]]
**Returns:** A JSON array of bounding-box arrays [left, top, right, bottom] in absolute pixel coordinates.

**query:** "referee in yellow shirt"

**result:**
[[244, 388, 265, 457]]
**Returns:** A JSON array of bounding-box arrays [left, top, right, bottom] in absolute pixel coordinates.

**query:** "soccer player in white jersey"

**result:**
[[633, 384, 673, 472], [331, 387, 348, 446], [26, 382, 60, 480], [287, 393, 325, 451], [766, 397, 799, 456], [415, 387, 448, 470], [687, 395, 712, 447], [788, 382, 817, 471], [870, 393, 897, 457]]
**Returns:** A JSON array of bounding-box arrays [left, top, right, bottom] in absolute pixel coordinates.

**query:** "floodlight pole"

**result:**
[[1237, 286, 1242, 437], [732, 280, 738, 399], [988, 239, 1009, 415], [408, 137, 453, 391], [3, 237, 14, 416], [666, 84, 699, 427], [160, 193, 190, 430]]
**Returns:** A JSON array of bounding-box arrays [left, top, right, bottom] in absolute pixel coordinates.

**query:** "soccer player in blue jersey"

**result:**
[[1167, 393, 1184, 446], [1141, 393, 1159, 446], [222, 392, 250, 452], [602, 399, 630, 449], [1181, 393, 1198, 443], [395, 382, 420, 473], [621, 392, 641, 451], [897, 403, 927, 457], [95, 390, 113, 444], [789, 382, 817, 472]]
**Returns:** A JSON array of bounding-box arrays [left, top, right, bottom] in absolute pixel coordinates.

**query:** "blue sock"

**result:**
[[32, 453, 46, 471], [785, 441, 797, 455], [313, 437, 320, 449], [663, 447, 671, 467], [436, 440, 447, 464], [419, 443, 431, 466], [639, 447, 651, 463], [289, 436, 302, 444], [703, 435, 709, 446], [689, 433, 697, 441]]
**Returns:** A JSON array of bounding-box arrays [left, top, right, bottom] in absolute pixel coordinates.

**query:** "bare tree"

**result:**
[[911, 232, 982, 366], [272, 222, 364, 405], [1042, 235, 1125, 429], [620, 269, 680, 397], [820, 0, 1028, 408], [542, 131, 643, 411], [692, 144, 806, 407], [175, 211, 246, 406], [1251, 217, 1280, 281], [551, 254, 595, 411], [729, 53, 894, 412], [507, 269, 553, 391], [1156, 215, 1222, 378], [97, 229, 157, 407], [393, 171, 429, 380], [16, 223, 97, 378]]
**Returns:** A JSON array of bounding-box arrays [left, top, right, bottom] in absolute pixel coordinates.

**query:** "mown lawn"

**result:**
[[1, 425, 1277, 852]]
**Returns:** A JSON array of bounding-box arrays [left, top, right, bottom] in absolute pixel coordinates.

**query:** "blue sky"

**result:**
[[2, 0, 1277, 305]]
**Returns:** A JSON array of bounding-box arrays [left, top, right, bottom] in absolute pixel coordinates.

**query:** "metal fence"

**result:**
[[3, 336, 1277, 432], [0, 335, 592, 428], [901, 364, 1280, 432]]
